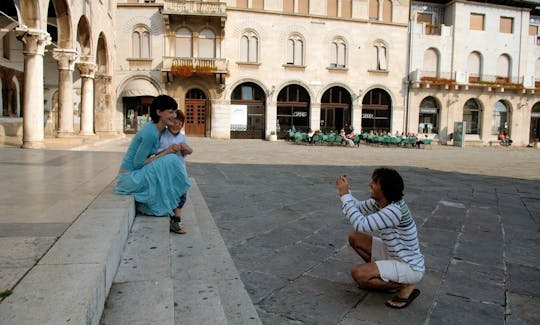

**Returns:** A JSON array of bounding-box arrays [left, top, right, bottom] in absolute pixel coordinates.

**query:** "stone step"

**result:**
[[0, 183, 136, 325], [176, 181, 261, 324], [100, 179, 261, 324], [100, 216, 175, 325]]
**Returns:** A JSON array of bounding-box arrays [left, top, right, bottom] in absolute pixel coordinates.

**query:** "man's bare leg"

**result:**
[[348, 231, 373, 262]]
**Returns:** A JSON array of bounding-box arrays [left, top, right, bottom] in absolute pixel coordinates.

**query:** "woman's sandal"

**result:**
[[385, 288, 420, 309]]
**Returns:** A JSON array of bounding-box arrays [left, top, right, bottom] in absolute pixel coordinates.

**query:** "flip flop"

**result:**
[[385, 288, 420, 309]]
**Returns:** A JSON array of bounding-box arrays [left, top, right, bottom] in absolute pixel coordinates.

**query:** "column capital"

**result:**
[[77, 61, 97, 78], [15, 28, 51, 56], [52, 49, 79, 71], [95, 73, 112, 82]]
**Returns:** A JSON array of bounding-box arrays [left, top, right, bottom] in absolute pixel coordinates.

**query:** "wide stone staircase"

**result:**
[[0, 179, 260, 324]]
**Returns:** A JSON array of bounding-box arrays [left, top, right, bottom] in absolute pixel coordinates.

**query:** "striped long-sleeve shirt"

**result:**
[[340, 194, 425, 272]]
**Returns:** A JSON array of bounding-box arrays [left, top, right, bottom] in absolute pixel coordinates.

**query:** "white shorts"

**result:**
[[371, 237, 423, 284]]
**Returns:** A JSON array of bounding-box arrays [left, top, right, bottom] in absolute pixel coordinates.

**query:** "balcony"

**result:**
[[410, 70, 529, 92], [162, 1, 227, 17], [162, 56, 228, 82]]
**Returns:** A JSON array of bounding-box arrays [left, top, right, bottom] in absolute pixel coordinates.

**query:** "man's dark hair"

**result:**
[[150, 95, 178, 123], [372, 167, 404, 202]]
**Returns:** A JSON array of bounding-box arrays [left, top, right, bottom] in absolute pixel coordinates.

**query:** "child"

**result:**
[[159, 109, 193, 234]]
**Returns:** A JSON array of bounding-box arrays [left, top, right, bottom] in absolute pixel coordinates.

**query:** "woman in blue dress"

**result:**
[[114, 95, 191, 230]]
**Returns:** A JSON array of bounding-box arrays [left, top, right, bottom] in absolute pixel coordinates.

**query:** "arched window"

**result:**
[[287, 34, 304, 65], [423, 48, 439, 77], [382, 0, 392, 22], [373, 41, 387, 70], [419, 97, 439, 134], [240, 31, 259, 63], [463, 99, 481, 134], [331, 38, 346, 68], [496, 54, 511, 82], [199, 28, 216, 58], [467, 51, 482, 82], [369, 0, 379, 20], [492, 101, 509, 135], [176, 28, 192, 58], [132, 26, 150, 58]]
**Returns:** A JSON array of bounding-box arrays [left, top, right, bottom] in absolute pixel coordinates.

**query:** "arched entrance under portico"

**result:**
[[530, 102, 540, 143], [230, 82, 266, 139], [185, 88, 207, 137], [361, 88, 392, 134]]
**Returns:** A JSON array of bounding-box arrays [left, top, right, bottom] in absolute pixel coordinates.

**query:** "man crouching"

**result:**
[[336, 168, 425, 309]]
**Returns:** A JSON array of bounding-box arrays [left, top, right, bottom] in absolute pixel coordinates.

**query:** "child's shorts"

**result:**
[[371, 237, 423, 284]]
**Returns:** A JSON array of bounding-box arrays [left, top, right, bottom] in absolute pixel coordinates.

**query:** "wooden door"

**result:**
[[185, 99, 206, 136]]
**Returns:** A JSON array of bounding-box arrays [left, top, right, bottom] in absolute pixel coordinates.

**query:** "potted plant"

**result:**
[[268, 131, 277, 141]]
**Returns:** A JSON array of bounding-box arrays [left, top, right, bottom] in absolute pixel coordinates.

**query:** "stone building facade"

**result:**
[[409, 0, 540, 146], [0, 0, 116, 148], [2, 0, 540, 147]]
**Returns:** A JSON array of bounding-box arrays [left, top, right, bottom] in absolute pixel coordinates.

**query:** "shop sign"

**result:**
[[293, 111, 308, 117], [362, 113, 374, 119]]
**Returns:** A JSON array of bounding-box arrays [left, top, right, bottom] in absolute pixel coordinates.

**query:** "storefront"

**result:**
[[361, 89, 391, 134], [276, 84, 310, 138]]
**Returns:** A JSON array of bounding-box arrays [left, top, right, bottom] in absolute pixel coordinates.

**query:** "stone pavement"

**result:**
[[0, 137, 539, 324]]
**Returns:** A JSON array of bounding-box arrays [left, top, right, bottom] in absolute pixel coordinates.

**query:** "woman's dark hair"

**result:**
[[150, 95, 178, 123], [372, 167, 404, 202]]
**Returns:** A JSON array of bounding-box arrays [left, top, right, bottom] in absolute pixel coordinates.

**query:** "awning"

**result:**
[[121, 79, 159, 97]]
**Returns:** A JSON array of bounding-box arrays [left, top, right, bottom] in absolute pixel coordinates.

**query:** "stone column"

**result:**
[[94, 73, 116, 135], [310, 102, 321, 131], [52, 49, 78, 137], [16, 28, 51, 148], [77, 61, 96, 136]]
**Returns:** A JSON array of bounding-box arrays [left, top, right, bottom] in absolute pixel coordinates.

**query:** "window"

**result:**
[[330, 38, 346, 68], [496, 54, 510, 82], [382, 0, 392, 22], [286, 35, 304, 65], [529, 25, 538, 36], [500, 17, 513, 34], [463, 99, 481, 134], [369, 0, 379, 20], [240, 31, 259, 63], [328, 0, 338, 17], [237, 0, 248, 8], [492, 101, 508, 135], [423, 48, 439, 77], [252, 0, 264, 9], [176, 28, 192, 57], [298, 0, 309, 14], [199, 29, 216, 58], [470, 13, 485, 31], [132, 26, 150, 58], [467, 51, 482, 82], [373, 41, 387, 70], [341, 0, 352, 18], [284, 0, 309, 14]]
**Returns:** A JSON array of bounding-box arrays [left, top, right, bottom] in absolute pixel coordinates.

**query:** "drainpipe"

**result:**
[[404, 2, 413, 135]]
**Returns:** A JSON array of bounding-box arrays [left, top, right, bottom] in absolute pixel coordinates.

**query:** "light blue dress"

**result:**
[[113, 123, 191, 216]]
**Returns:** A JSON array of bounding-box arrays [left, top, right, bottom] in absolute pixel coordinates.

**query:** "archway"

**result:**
[[276, 84, 310, 138], [418, 96, 440, 134], [320, 86, 352, 133], [230, 82, 266, 139], [463, 98, 482, 135], [185, 88, 207, 137], [361, 88, 392, 134], [94, 32, 114, 134], [530, 102, 540, 143], [492, 100, 509, 136], [120, 78, 159, 134]]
